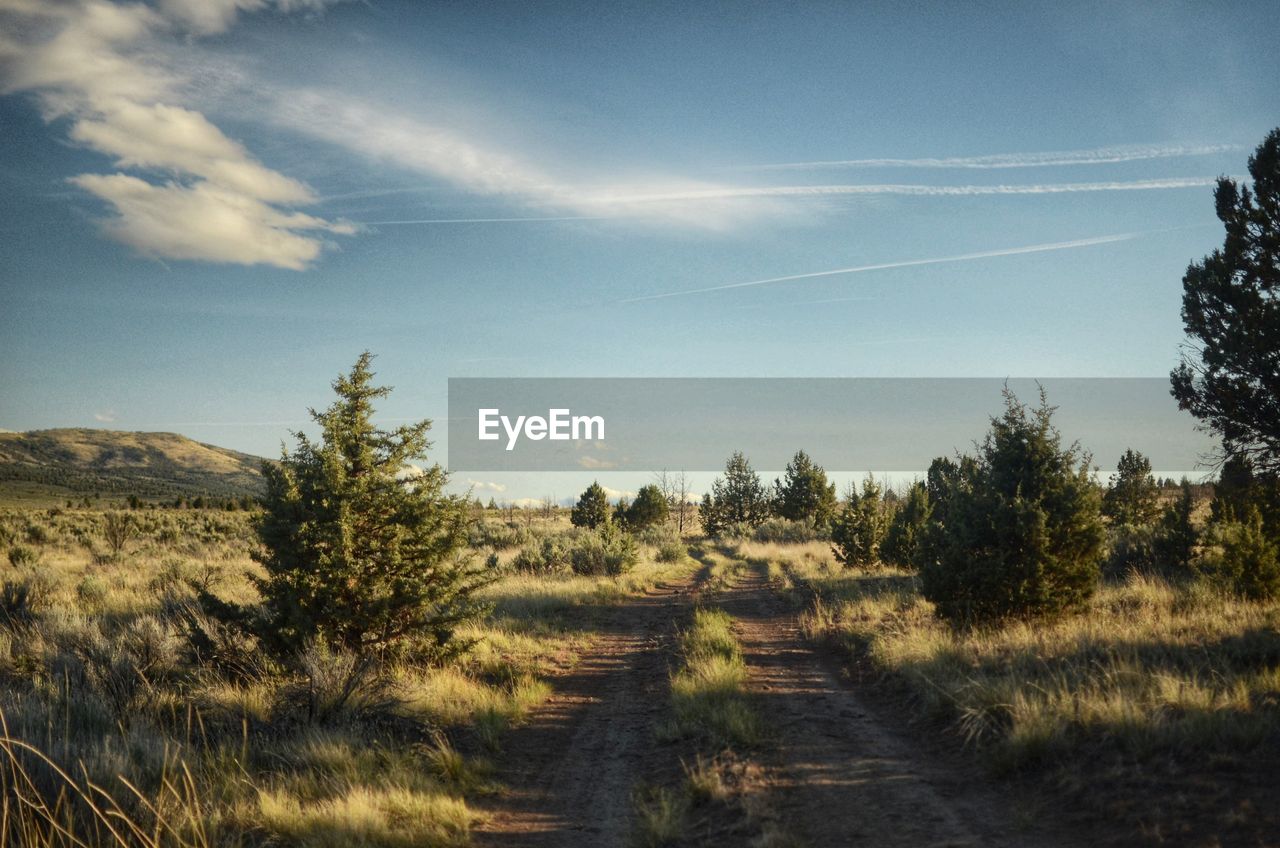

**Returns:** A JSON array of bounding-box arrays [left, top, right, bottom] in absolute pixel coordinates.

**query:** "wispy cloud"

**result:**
[[0, 0, 352, 269], [93, 409, 116, 423], [621, 232, 1144, 303], [466, 479, 508, 493], [740, 143, 1241, 171], [604, 177, 1219, 207]]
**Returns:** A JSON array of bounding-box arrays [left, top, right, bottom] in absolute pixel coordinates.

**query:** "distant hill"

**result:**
[[0, 429, 266, 501]]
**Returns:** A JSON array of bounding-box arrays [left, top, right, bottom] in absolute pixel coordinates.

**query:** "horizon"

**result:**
[[2, 1, 1278, 501]]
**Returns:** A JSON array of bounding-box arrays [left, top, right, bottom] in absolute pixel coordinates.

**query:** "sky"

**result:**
[[1, 0, 1277, 503]]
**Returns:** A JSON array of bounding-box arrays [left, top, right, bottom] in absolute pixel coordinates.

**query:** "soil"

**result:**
[[472, 557, 1088, 847]]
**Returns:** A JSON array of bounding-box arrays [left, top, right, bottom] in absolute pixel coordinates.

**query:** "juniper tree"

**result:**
[[571, 481, 611, 529], [209, 352, 485, 661], [917, 389, 1106, 625], [831, 475, 890, 568], [701, 452, 770, 537], [626, 484, 670, 531], [881, 481, 931, 568], [1171, 128, 1280, 475], [772, 450, 838, 527], [1102, 448, 1161, 527]]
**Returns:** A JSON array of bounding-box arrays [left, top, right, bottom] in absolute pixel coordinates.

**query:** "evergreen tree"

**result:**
[[1153, 478, 1199, 572], [208, 352, 485, 660], [702, 452, 770, 537], [626, 484, 670, 531], [917, 389, 1105, 625], [831, 475, 890, 568], [699, 492, 721, 538], [1207, 504, 1280, 600], [881, 481, 931, 568], [1171, 128, 1280, 475], [571, 481, 611, 529], [1102, 448, 1161, 526], [772, 450, 838, 526]]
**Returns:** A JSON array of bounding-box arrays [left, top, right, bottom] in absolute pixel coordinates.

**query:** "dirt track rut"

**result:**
[[474, 557, 1077, 848], [471, 572, 701, 847]]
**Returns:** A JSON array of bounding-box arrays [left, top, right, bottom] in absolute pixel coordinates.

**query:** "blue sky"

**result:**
[[1, 0, 1277, 502]]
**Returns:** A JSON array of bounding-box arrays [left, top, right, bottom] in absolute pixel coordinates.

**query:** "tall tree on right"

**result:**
[[1171, 128, 1280, 475]]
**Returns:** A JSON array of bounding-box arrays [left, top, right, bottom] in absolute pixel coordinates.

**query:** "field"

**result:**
[[1, 503, 1277, 847]]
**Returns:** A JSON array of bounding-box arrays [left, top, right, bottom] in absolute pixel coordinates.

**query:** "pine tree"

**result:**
[[571, 481, 611, 529], [772, 450, 838, 526], [1154, 478, 1199, 573], [210, 352, 486, 660]]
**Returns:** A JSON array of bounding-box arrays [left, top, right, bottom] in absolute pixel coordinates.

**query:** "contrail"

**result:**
[[364, 215, 607, 224], [738, 143, 1241, 171], [609, 177, 1218, 205], [620, 232, 1144, 304]]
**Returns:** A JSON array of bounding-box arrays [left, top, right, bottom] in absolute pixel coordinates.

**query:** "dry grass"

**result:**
[[767, 546, 1280, 773], [0, 506, 698, 846]]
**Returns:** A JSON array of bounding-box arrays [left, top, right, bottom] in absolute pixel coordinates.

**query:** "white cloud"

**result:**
[[600, 486, 635, 502], [577, 456, 618, 470], [465, 479, 508, 494], [741, 143, 1242, 171], [71, 174, 353, 269], [0, 0, 350, 269], [93, 409, 116, 422]]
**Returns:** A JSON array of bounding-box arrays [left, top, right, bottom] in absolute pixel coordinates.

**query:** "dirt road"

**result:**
[[471, 569, 704, 848], [474, 556, 1077, 847]]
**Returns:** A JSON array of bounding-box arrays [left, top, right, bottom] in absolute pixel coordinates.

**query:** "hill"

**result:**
[[0, 428, 266, 502]]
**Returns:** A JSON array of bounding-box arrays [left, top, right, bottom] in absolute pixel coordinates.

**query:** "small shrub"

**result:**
[[76, 575, 110, 610], [568, 527, 638, 576], [1205, 507, 1280, 600], [655, 541, 688, 564], [511, 536, 568, 574], [7, 543, 42, 569], [1104, 524, 1160, 578], [0, 568, 55, 623], [752, 517, 826, 544]]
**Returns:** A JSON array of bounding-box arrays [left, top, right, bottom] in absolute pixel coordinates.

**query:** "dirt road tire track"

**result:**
[[721, 559, 1079, 848], [471, 568, 706, 847]]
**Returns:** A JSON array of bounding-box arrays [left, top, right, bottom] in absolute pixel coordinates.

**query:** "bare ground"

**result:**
[[470, 567, 705, 848], [718, 559, 1079, 848], [473, 557, 1083, 848]]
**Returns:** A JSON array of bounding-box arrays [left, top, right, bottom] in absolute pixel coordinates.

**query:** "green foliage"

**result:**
[[917, 389, 1106, 626], [7, 543, 41, 569], [1103, 449, 1160, 527], [625, 484, 670, 531], [751, 516, 828, 544], [1205, 506, 1280, 600], [511, 536, 568, 574], [699, 452, 770, 538], [880, 481, 931, 568], [568, 525, 639, 576], [830, 476, 890, 568], [212, 352, 487, 661], [1170, 128, 1280, 475], [772, 450, 837, 526], [1153, 478, 1199, 572], [570, 481, 611, 530]]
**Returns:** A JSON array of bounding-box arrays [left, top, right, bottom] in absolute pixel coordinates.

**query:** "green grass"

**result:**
[[665, 607, 762, 751]]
